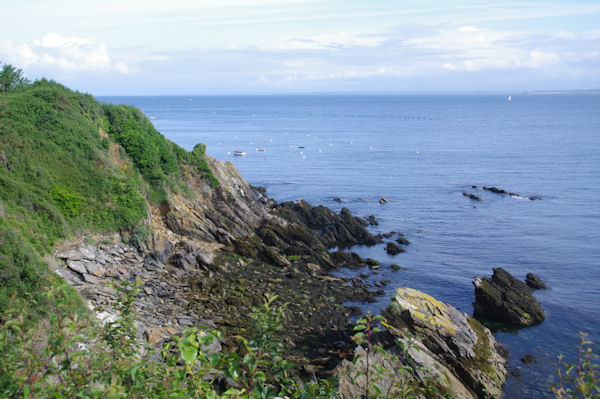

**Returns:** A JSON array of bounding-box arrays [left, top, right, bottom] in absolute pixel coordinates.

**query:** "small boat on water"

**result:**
[[508, 95, 512, 102], [234, 151, 246, 156], [256, 148, 266, 152]]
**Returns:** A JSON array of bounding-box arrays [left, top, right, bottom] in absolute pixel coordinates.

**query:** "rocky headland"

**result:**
[[48, 153, 509, 396]]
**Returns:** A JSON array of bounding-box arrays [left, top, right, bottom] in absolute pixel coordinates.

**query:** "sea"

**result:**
[[98, 94, 600, 398]]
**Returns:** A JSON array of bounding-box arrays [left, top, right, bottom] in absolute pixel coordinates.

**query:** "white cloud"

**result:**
[[405, 26, 566, 71], [256, 31, 386, 51], [0, 33, 129, 73]]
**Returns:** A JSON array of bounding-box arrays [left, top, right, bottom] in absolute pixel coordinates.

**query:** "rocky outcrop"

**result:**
[[473, 268, 545, 326], [338, 287, 507, 399], [525, 273, 547, 290], [50, 237, 216, 350], [274, 200, 381, 248]]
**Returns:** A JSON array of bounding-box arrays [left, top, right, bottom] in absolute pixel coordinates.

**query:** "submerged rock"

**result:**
[[463, 192, 483, 201], [525, 273, 547, 290], [395, 236, 410, 245], [337, 288, 507, 399], [365, 215, 378, 226], [473, 268, 545, 327]]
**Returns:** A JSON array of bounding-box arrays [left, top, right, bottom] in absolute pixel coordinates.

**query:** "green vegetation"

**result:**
[[0, 64, 30, 93], [551, 332, 599, 398], [0, 64, 218, 316], [0, 284, 337, 398]]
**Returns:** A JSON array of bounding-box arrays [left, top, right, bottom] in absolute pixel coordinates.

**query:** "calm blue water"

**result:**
[[99, 94, 600, 398]]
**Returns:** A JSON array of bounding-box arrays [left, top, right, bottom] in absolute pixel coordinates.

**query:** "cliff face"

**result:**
[[148, 156, 278, 262]]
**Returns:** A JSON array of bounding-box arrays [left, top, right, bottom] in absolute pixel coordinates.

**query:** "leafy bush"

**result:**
[[551, 332, 599, 398], [102, 104, 179, 185]]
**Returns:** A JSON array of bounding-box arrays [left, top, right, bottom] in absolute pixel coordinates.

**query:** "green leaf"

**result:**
[[179, 341, 198, 364]]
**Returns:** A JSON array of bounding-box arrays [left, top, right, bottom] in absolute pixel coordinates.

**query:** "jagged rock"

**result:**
[[378, 287, 507, 399], [151, 231, 174, 263], [473, 268, 545, 326], [525, 273, 547, 290], [168, 250, 198, 271], [330, 251, 365, 269], [386, 242, 404, 255], [275, 201, 380, 248]]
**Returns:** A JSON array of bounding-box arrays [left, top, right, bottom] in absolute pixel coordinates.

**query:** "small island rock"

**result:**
[[473, 268, 545, 327], [385, 242, 404, 255]]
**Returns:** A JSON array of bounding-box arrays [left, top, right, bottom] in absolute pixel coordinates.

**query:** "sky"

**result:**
[[1, 0, 599, 95]]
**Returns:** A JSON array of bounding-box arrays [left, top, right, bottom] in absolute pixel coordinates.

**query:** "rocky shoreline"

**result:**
[[49, 156, 509, 396]]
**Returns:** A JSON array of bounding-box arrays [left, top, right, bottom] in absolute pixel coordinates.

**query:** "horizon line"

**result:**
[[95, 89, 600, 97]]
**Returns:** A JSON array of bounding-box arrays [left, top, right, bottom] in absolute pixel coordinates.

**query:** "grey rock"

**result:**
[[82, 274, 101, 284], [66, 260, 87, 274], [380, 287, 507, 399], [56, 250, 83, 261], [196, 252, 215, 266], [85, 262, 104, 277]]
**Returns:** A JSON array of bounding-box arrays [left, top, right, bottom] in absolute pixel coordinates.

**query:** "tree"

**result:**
[[0, 63, 30, 92]]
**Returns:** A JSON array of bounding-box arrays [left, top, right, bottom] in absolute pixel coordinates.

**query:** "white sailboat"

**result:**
[[508, 95, 512, 102]]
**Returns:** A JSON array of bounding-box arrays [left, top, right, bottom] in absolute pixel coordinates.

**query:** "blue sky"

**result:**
[[1, 0, 599, 94]]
